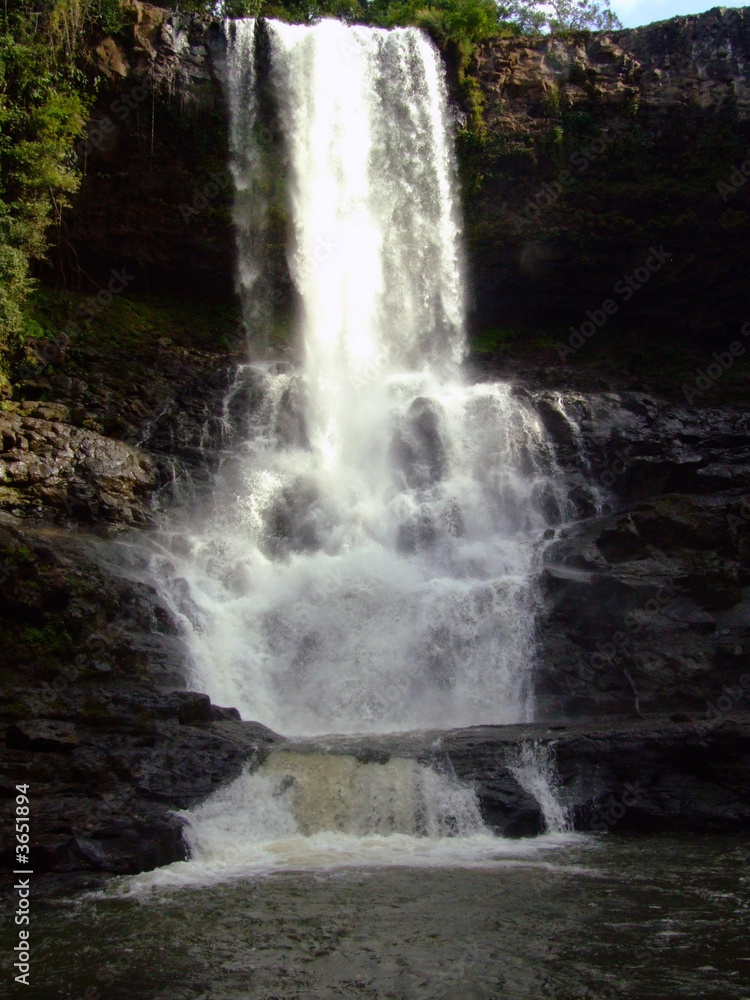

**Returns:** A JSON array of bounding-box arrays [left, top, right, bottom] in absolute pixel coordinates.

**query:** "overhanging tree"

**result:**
[[500, 0, 622, 33]]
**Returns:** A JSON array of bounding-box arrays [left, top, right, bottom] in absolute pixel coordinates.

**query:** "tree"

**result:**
[[0, 2, 92, 377], [382, 0, 505, 55], [500, 0, 622, 33]]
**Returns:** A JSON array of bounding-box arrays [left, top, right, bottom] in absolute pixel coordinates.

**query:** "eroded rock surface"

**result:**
[[290, 715, 750, 837], [531, 390, 750, 718]]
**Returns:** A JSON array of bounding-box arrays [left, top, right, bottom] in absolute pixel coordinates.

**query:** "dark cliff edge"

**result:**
[[467, 6, 750, 386], [2, 6, 750, 883]]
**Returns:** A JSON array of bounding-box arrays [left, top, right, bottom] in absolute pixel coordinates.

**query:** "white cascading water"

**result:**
[[126, 20, 581, 886], [148, 17, 572, 738], [123, 750, 578, 890], [508, 742, 571, 834]]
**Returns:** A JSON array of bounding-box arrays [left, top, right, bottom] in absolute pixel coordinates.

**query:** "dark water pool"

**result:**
[[17, 836, 750, 1000]]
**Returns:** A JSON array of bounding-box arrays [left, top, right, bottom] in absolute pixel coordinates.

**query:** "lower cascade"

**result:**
[[508, 742, 571, 835], [124, 752, 574, 889]]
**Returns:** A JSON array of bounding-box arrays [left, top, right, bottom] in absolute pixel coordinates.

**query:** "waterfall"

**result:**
[[148, 18, 571, 736], [508, 742, 571, 834], [120, 752, 577, 889]]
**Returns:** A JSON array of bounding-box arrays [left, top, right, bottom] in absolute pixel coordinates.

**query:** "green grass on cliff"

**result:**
[[22, 286, 243, 359]]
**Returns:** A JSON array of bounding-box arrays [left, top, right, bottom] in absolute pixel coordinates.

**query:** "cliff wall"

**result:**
[[50, 0, 233, 302], [467, 7, 750, 359], [54, 5, 750, 372]]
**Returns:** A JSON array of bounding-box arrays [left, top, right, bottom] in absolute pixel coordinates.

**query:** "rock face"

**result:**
[[467, 7, 750, 350], [1, 327, 246, 523], [6, 720, 80, 753], [476, 9, 750, 120], [53, 1, 233, 301], [0, 406, 159, 525], [291, 715, 750, 837], [527, 389, 750, 719]]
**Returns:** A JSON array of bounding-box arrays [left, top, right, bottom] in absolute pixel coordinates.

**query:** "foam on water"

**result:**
[[119, 753, 583, 892]]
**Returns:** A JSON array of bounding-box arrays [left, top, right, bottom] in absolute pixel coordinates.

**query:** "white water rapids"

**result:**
[[122, 751, 578, 890], [132, 18, 578, 883], [148, 18, 572, 738]]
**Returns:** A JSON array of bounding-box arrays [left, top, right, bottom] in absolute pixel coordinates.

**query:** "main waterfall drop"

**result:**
[[151, 18, 570, 736]]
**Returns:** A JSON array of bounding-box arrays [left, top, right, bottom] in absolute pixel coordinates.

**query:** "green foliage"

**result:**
[[222, 0, 265, 16], [19, 623, 73, 654], [25, 284, 241, 355], [0, 0, 113, 381], [174, 0, 365, 20], [377, 0, 503, 61], [180, 0, 507, 44], [263, 0, 365, 22], [392, 0, 502, 39], [95, 0, 128, 34]]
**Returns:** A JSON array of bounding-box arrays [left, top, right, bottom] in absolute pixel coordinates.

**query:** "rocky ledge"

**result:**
[[0, 693, 279, 875], [3, 708, 749, 880], [292, 713, 750, 838]]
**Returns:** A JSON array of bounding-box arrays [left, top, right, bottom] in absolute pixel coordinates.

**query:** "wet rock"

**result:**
[[528, 389, 750, 507], [390, 397, 447, 489], [6, 720, 79, 753], [0, 707, 283, 874], [297, 716, 750, 836], [536, 491, 750, 718], [0, 411, 161, 525], [176, 692, 242, 724]]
